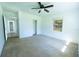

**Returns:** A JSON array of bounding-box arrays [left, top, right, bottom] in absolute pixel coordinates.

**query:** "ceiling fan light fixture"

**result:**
[[32, 2, 54, 13]]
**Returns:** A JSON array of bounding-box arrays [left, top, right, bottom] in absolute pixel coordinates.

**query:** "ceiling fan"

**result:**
[[32, 2, 54, 13]]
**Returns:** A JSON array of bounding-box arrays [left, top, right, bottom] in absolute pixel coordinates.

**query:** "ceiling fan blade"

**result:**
[[32, 8, 39, 9], [44, 5, 53, 8], [38, 2, 44, 8], [38, 10, 41, 13], [32, 7, 45, 9], [44, 9, 49, 13], [38, 2, 42, 6]]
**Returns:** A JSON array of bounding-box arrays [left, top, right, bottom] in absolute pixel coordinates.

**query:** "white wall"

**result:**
[[41, 3, 79, 44], [19, 11, 41, 38], [0, 6, 5, 56]]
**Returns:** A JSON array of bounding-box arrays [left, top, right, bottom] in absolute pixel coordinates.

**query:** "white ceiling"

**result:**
[[0, 2, 79, 17], [0, 2, 55, 16]]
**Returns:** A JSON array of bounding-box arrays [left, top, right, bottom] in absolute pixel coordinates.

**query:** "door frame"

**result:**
[[33, 20, 37, 35], [2, 15, 6, 41]]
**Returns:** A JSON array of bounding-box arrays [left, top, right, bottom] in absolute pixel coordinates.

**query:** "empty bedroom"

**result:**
[[0, 2, 79, 57]]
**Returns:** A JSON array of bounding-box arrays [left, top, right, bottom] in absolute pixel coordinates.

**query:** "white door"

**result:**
[[8, 20, 16, 33]]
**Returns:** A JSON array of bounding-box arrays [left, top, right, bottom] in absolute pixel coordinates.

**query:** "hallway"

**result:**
[[1, 35, 78, 57]]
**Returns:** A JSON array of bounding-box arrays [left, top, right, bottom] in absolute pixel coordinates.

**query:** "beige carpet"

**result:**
[[1, 34, 78, 57]]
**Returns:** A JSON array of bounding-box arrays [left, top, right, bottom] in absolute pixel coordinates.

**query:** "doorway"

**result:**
[[33, 20, 37, 35], [8, 20, 16, 33], [3, 9, 19, 40], [7, 20, 18, 38]]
